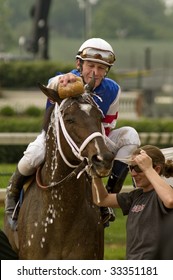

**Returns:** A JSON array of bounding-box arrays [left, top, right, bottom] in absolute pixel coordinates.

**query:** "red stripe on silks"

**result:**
[[104, 127, 110, 136], [103, 112, 118, 124]]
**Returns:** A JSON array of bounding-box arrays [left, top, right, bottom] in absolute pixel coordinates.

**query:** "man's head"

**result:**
[[76, 38, 116, 87]]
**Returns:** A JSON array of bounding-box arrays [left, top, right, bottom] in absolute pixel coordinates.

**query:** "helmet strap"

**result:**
[[76, 59, 84, 79], [104, 67, 109, 77]]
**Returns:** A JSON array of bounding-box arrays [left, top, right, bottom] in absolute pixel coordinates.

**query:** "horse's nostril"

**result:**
[[92, 154, 103, 163], [91, 152, 114, 167], [103, 151, 114, 162]]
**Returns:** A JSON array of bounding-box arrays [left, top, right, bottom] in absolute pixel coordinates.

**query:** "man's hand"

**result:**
[[59, 73, 77, 86], [47, 73, 77, 90], [47, 74, 84, 99], [58, 75, 84, 98]]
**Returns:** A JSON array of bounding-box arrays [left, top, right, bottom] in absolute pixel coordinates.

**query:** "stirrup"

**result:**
[[102, 207, 116, 226], [8, 201, 20, 231]]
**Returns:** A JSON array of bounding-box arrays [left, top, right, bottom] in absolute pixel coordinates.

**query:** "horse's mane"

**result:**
[[42, 103, 55, 132]]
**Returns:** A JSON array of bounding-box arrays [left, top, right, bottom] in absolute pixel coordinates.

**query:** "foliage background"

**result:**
[[1, 0, 173, 51]]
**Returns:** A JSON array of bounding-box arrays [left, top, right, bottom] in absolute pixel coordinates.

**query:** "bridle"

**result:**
[[36, 94, 105, 189], [54, 98, 104, 168]]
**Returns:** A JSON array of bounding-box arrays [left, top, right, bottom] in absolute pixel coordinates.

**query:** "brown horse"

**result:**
[[4, 82, 114, 259]]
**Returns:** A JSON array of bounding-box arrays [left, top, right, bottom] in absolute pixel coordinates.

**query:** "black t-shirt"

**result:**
[[117, 188, 172, 260]]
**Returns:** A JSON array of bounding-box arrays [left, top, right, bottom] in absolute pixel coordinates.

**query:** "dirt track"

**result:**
[[0, 89, 47, 111]]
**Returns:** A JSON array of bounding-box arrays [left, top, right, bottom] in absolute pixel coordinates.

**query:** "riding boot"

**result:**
[[5, 167, 26, 230], [106, 160, 129, 193], [101, 160, 129, 227]]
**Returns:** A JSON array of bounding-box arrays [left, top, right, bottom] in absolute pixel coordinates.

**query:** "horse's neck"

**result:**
[[41, 124, 77, 185], [41, 148, 90, 207]]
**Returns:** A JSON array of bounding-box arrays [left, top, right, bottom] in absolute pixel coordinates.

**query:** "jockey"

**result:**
[[5, 38, 140, 229]]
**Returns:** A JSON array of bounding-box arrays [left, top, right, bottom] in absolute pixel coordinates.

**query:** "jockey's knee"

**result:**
[[109, 126, 140, 146], [115, 126, 140, 159], [108, 126, 140, 160], [18, 157, 37, 176], [117, 126, 140, 146]]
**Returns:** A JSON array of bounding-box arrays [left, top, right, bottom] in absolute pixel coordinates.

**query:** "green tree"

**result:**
[[50, 0, 84, 38], [0, 0, 13, 50], [92, 0, 173, 39], [1, 0, 173, 52], [7, 0, 32, 39]]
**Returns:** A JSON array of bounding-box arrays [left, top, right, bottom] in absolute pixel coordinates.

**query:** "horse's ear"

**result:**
[[84, 72, 95, 93], [38, 83, 61, 104]]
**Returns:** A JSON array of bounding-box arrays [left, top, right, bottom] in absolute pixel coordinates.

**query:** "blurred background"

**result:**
[[1, 0, 173, 63], [1, 0, 173, 118]]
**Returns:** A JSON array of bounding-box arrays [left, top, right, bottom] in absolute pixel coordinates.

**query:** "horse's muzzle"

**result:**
[[90, 151, 114, 177]]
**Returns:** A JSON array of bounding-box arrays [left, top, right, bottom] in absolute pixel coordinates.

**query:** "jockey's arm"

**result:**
[[102, 89, 120, 136]]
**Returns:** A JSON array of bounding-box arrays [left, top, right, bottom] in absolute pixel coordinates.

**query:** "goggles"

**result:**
[[79, 48, 115, 66], [129, 165, 142, 173]]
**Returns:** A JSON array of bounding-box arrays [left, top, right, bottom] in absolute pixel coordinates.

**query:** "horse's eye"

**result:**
[[65, 117, 75, 124]]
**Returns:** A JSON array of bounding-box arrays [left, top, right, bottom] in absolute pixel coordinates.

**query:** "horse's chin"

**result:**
[[93, 168, 111, 178]]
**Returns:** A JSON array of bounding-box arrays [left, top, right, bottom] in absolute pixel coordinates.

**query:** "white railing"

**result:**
[[1, 132, 173, 145], [0, 132, 38, 145], [1, 131, 173, 205], [119, 91, 143, 119]]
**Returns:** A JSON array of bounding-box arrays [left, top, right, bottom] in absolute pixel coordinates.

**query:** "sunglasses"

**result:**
[[129, 165, 142, 173], [80, 48, 115, 65]]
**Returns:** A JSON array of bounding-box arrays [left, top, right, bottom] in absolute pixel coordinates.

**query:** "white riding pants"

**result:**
[[105, 126, 141, 163], [18, 126, 140, 176]]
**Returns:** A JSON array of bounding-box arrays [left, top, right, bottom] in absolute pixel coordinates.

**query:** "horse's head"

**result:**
[[39, 81, 114, 178]]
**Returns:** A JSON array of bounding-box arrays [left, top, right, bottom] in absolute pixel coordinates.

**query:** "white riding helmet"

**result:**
[[76, 38, 116, 67]]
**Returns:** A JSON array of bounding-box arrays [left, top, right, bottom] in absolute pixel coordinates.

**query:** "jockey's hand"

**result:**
[[47, 73, 77, 90], [47, 73, 79, 91], [59, 73, 77, 86], [47, 74, 84, 99], [58, 75, 84, 99]]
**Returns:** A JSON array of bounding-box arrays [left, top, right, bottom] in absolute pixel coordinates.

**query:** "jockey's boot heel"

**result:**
[[5, 168, 26, 230]]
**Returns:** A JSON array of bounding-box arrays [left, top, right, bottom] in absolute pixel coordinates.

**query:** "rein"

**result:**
[[36, 159, 88, 189]]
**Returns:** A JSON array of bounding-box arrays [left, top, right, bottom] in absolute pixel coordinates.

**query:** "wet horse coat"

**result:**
[[4, 84, 114, 259]]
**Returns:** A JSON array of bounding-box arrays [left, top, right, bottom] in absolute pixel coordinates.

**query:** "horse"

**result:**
[[4, 80, 114, 260]]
